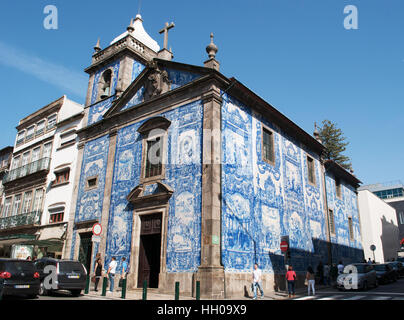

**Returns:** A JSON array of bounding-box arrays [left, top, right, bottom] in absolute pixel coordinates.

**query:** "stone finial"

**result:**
[[127, 18, 134, 33], [94, 38, 101, 53], [206, 33, 218, 59], [204, 33, 220, 71], [313, 122, 322, 143]]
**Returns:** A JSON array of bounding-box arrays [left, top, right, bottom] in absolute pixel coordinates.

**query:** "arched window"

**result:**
[[99, 69, 112, 100]]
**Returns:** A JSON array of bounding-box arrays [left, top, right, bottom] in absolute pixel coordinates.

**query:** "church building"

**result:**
[[63, 14, 364, 298]]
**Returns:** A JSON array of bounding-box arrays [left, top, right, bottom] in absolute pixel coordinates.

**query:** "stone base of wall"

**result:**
[[224, 272, 275, 299], [126, 271, 310, 298]]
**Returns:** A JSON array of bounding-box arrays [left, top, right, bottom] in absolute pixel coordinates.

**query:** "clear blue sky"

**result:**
[[0, 0, 403, 185]]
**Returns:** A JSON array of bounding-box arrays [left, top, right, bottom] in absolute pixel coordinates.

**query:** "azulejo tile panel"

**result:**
[[103, 100, 203, 273], [74, 135, 110, 223], [221, 92, 362, 273], [87, 97, 115, 126]]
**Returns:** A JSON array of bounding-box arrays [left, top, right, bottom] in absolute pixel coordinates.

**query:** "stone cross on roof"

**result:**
[[159, 22, 175, 50]]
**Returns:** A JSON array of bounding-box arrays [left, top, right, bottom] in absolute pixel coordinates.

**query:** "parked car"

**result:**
[[373, 263, 397, 284], [336, 263, 378, 291], [388, 261, 404, 278], [0, 259, 40, 299], [34, 258, 87, 297]]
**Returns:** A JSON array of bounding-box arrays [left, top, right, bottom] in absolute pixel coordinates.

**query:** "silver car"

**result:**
[[336, 263, 378, 291]]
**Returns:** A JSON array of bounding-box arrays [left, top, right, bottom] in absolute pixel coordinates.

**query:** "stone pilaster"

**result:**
[[97, 127, 119, 261], [196, 87, 225, 299], [63, 142, 85, 259]]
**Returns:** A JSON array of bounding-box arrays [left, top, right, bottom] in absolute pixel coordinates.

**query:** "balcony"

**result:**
[[3, 158, 50, 183], [0, 211, 42, 230]]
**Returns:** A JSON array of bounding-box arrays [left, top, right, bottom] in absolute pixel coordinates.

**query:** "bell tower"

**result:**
[[83, 14, 160, 108]]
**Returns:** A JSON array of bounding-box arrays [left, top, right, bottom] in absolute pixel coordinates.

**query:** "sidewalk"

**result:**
[[84, 283, 334, 300]]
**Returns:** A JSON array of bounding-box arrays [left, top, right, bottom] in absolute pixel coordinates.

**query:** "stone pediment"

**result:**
[[127, 182, 174, 208], [102, 59, 208, 119]]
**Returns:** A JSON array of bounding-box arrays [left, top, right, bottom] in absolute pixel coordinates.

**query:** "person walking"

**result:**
[[306, 266, 316, 296], [252, 263, 264, 300], [121, 257, 128, 278], [93, 256, 103, 292], [285, 265, 297, 298], [330, 263, 338, 285], [323, 263, 330, 286], [337, 261, 344, 275], [107, 257, 118, 293], [367, 258, 372, 265]]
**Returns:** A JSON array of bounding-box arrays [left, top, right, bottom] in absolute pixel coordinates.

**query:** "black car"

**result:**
[[374, 263, 397, 284], [34, 258, 87, 297], [388, 261, 404, 278], [0, 259, 40, 299]]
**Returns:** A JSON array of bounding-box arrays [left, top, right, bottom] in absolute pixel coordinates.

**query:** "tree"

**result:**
[[316, 120, 352, 171]]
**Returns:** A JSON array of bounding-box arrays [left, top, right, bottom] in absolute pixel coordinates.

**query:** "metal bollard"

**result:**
[[121, 278, 127, 299], [196, 281, 200, 300], [175, 282, 180, 300], [101, 277, 108, 296], [84, 275, 90, 294], [142, 280, 147, 300]]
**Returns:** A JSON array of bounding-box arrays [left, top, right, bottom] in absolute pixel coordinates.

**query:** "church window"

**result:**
[[138, 117, 171, 183], [100, 69, 113, 100], [336, 178, 342, 199], [144, 136, 163, 179], [262, 127, 275, 165], [307, 155, 316, 186], [348, 217, 354, 240], [328, 209, 335, 235], [86, 176, 98, 190]]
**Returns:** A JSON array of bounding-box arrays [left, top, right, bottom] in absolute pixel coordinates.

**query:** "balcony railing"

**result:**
[[3, 157, 50, 183], [0, 211, 42, 230]]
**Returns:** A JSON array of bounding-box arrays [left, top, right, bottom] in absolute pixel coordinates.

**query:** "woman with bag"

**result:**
[[93, 256, 103, 292], [285, 265, 297, 298], [306, 266, 316, 296]]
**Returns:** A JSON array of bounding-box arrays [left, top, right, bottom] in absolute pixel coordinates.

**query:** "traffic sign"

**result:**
[[92, 223, 102, 236], [280, 241, 289, 252], [370, 244, 376, 251]]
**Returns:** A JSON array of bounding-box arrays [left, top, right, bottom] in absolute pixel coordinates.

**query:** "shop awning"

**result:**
[[0, 234, 37, 246]]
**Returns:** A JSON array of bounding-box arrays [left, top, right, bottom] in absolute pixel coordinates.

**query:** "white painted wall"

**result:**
[[358, 190, 400, 263], [41, 98, 84, 228]]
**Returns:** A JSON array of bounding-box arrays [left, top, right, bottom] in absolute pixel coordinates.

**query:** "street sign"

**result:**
[[92, 235, 101, 243], [370, 245, 376, 251], [280, 241, 289, 252], [92, 223, 102, 236]]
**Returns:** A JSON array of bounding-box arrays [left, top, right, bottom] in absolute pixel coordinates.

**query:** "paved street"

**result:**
[[291, 278, 404, 301]]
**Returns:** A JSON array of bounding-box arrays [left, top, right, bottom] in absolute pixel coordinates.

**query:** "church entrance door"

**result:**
[[137, 213, 162, 288]]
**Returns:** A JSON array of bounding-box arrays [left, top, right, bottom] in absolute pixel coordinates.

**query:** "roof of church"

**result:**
[[110, 14, 160, 53], [324, 159, 361, 188]]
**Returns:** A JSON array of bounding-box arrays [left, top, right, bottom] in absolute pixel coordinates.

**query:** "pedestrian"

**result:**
[[26, 256, 32, 261], [367, 258, 372, 265], [251, 263, 264, 300], [330, 263, 338, 285], [323, 263, 330, 286], [107, 257, 118, 293], [337, 261, 344, 275], [306, 266, 316, 296], [317, 261, 324, 285], [285, 265, 297, 298], [121, 257, 128, 278], [93, 256, 103, 292]]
